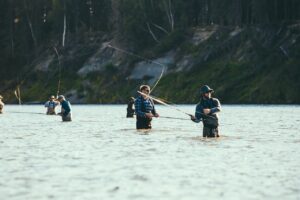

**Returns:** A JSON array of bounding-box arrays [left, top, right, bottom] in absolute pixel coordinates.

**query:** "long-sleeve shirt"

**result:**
[[61, 100, 71, 117], [134, 95, 156, 118], [194, 97, 221, 123], [44, 100, 59, 108]]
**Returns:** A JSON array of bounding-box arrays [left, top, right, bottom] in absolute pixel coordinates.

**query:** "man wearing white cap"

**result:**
[[57, 95, 72, 121], [44, 95, 59, 115]]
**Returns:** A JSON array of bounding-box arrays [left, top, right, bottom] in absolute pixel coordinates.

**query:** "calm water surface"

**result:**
[[0, 105, 300, 200]]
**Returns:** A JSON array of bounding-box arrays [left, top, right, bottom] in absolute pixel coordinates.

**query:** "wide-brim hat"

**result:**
[[200, 85, 214, 94]]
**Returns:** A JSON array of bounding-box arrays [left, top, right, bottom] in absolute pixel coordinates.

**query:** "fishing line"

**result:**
[[10, 111, 45, 115], [53, 47, 61, 97], [138, 91, 217, 120], [106, 44, 166, 93], [160, 116, 190, 120]]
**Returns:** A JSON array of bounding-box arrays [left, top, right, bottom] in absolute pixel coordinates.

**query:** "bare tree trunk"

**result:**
[[168, 0, 174, 31], [152, 23, 169, 34], [62, 14, 66, 47], [10, 1, 15, 57], [147, 23, 159, 43], [163, 0, 174, 31], [24, 0, 37, 48], [62, 0, 66, 47]]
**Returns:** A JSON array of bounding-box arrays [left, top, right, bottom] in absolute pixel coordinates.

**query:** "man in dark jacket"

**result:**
[[134, 85, 159, 129], [191, 85, 221, 137], [57, 95, 72, 122]]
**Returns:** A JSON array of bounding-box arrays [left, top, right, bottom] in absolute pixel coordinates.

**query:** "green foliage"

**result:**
[[0, 0, 300, 103]]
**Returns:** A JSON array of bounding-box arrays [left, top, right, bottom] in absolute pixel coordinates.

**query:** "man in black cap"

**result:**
[[191, 85, 221, 137]]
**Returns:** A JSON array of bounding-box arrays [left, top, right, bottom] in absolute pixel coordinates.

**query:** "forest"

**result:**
[[0, 0, 299, 103]]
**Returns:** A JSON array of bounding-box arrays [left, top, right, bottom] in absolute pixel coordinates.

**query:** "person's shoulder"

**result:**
[[196, 102, 202, 108], [211, 98, 221, 104]]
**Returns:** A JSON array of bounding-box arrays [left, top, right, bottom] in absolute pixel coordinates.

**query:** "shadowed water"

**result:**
[[0, 105, 299, 200]]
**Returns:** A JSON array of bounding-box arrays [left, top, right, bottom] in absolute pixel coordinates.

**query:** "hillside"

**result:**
[[0, 1, 299, 104]]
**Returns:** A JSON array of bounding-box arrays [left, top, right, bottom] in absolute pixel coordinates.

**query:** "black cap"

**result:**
[[200, 85, 214, 94]]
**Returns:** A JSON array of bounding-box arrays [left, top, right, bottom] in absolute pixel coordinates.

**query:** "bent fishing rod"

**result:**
[[106, 44, 165, 93], [137, 91, 192, 117], [53, 47, 62, 98]]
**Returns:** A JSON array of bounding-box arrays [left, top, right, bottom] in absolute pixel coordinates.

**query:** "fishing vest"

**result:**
[[141, 97, 155, 113]]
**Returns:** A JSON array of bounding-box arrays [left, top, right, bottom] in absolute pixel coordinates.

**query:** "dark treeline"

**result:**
[[0, 0, 299, 87]]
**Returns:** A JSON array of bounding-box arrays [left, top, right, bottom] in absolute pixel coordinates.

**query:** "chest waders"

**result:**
[[136, 99, 153, 129], [201, 101, 219, 138], [61, 107, 72, 122]]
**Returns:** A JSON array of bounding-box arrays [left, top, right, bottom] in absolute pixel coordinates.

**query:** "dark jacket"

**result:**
[[195, 97, 221, 123], [61, 100, 71, 117]]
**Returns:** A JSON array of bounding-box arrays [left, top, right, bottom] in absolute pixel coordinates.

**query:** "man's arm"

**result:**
[[210, 98, 221, 114], [44, 101, 49, 107], [191, 104, 203, 123]]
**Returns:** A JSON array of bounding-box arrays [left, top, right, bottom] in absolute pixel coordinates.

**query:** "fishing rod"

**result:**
[[106, 44, 166, 93], [137, 91, 192, 117], [9, 111, 45, 115], [138, 91, 217, 121], [53, 47, 61, 97], [160, 116, 190, 120]]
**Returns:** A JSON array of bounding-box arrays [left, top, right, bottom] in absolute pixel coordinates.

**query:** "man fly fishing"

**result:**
[[57, 95, 72, 122], [134, 85, 159, 129], [191, 85, 221, 137], [44, 95, 59, 115]]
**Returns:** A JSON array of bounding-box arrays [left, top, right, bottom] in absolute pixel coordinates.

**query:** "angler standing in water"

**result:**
[[44, 95, 59, 115], [57, 95, 72, 122], [135, 85, 159, 129], [0, 95, 4, 114], [126, 97, 135, 118], [191, 85, 221, 137]]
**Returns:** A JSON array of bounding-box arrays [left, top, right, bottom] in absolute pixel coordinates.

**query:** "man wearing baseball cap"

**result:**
[[44, 95, 59, 115]]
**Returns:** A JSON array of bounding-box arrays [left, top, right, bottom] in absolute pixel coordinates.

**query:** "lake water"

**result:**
[[1, 105, 300, 200]]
